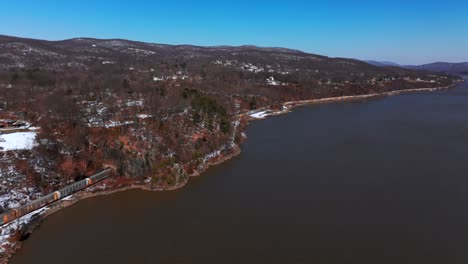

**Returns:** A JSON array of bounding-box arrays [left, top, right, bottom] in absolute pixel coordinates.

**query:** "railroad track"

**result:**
[[0, 168, 112, 226]]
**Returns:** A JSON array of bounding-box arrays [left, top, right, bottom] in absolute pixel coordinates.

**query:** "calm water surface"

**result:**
[[11, 79, 468, 264]]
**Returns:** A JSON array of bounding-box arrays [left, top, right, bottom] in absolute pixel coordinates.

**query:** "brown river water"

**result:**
[[10, 79, 468, 264]]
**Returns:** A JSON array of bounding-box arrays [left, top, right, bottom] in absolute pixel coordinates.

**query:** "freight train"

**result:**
[[0, 169, 112, 226]]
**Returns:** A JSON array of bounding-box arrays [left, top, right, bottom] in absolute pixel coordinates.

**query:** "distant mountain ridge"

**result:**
[[405, 62, 468, 75], [365, 60, 401, 67], [0, 34, 316, 70], [365, 59, 468, 75]]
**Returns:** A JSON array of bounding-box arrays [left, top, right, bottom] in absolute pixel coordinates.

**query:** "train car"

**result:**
[[0, 169, 111, 226], [89, 170, 111, 183], [1, 210, 16, 226]]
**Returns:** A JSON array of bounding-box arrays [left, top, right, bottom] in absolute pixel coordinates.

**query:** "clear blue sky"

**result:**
[[1, 0, 467, 64]]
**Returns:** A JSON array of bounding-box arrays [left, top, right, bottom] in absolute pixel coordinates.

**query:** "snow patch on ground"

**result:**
[[61, 195, 74, 201], [0, 189, 31, 210], [104, 121, 134, 128], [125, 100, 143, 107], [248, 106, 291, 119], [153, 74, 189, 81], [127, 48, 156, 55], [0, 132, 37, 151], [203, 149, 222, 162], [137, 114, 151, 119], [0, 206, 48, 253], [0, 164, 39, 214], [249, 110, 271, 119]]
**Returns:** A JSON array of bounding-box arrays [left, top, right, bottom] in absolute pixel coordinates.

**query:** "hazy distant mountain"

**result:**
[[365, 59, 468, 75], [405, 62, 468, 75], [365, 60, 401, 67]]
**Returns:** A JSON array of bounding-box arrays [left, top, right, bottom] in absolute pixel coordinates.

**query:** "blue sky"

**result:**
[[1, 0, 467, 64]]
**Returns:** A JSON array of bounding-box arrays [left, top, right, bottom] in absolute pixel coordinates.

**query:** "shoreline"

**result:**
[[1, 82, 461, 263], [284, 85, 454, 107], [47, 145, 242, 208], [247, 85, 457, 120], [0, 146, 242, 264]]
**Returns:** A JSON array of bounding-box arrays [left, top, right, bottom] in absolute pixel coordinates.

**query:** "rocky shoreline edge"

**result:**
[[0, 145, 241, 263]]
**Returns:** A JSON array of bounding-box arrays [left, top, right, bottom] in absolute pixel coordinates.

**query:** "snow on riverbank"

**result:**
[[248, 106, 289, 119], [0, 207, 48, 253], [249, 110, 270, 119], [0, 132, 37, 151], [248, 86, 453, 121]]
